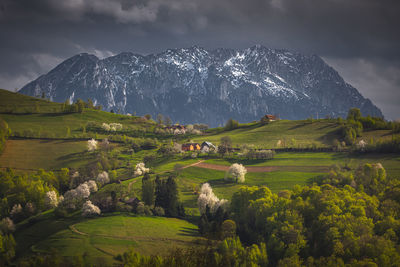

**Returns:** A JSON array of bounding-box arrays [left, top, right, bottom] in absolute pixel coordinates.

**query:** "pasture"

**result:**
[[16, 213, 199, 265], [0, 139, 92, 171]]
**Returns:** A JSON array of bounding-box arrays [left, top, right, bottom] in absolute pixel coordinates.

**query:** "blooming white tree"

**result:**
[[134, 162, 150, 177], [225, 163, 247, 183], [0, 217, 15, 233], [102, 123, 111, 131], [97, 171, 110, 185], [87, 138, 98, 152], [173, 128, 186, 135], [102, 122, 123, 132], [63, 181, 95, 210], [86, 180, 98, 193], [197, 183, 228, 214], [82, 200, 101, 217], [76, 183, 91, 198], [110, 123, 123, 131], [10, 204, 22, 218], [44, 190, 59, 209], [356, 139, 367, 151]]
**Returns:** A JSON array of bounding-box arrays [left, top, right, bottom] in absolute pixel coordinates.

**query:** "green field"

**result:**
[[167, 165, 324, 217], [0, 139, 93, 171], [1, 110, 151, 139], [203, 152, 400, 178], [16, 213, 199, 265], [0, 89, 62, 114], [192, 120, 342, 148]]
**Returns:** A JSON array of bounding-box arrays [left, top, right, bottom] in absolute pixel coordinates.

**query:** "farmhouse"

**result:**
[[263, 114, 278, 121], [182, 143, 201, 151], [201, 141, 216, 151]]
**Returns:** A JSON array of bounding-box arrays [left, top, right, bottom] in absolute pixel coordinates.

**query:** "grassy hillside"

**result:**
[[192, 120, 342, 148], [0, 139, 92, 171], [1, 110, 154, 139], [0, 89, 62, 114], [15, 213, 199, 265], [0, 89, 156, 140]]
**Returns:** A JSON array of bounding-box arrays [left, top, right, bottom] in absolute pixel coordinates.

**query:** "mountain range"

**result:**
[[19, 45, 383, 126]]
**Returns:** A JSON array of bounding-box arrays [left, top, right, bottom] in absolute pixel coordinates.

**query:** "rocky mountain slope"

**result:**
[[19, 45, 383, 126]]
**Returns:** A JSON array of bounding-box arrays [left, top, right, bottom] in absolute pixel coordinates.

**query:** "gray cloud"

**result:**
[[0, 0, 399, 118]]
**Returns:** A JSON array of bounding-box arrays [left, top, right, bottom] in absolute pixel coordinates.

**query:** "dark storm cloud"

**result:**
[[0, 0, 399, 118]]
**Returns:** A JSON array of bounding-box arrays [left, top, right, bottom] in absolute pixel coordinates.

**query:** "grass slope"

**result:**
[[0, 139, 92, 171], [16, 213, 199, 265], [0, 89, 62, 114], [203, 152, 400, 178], [192, 120, 342, 148]]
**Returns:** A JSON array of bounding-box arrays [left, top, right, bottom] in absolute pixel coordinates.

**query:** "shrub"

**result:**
[[225, 118, 239, 131], [154, 206, 165, 216]]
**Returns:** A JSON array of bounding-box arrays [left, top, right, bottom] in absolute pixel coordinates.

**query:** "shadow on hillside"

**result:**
[[57, 151, 87, 161], [316, 124, 337, 130], [178, 227, 199, 237], [15, 213, 85, 257], [288, 123, 307, 130], [39, 113, 69, 117], [207, 179, 228, 186], [316, 128, 342, 145]]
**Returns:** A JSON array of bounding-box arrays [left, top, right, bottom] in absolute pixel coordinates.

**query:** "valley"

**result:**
[[0, 89, 399, 266]]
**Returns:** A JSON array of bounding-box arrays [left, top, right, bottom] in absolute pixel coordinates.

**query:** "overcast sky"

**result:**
[[0, 0, 399, 119]]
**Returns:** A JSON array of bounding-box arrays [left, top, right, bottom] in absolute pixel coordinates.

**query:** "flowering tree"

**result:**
[[197, 183, 228, 214], [102, 123, 111, 131], [82, 200, 101, 217], [134, 162, 150, 177], [225, 163, 247, 183], [86, 180, 98, 192], [44, 190, 59, 209], [101, 122, 123, 132], [62, 181, 93, 210], [87, 138, 98, 152], [10, 204, 22, 219], [97, 171, 110, 185], [356, 139, 367, 151], [76, 183, 91, 198]]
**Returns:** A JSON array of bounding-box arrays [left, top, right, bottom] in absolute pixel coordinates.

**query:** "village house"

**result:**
[[263, 114, 278, 121], [201, 141, 216, 151], [182, 143, 201, 151]]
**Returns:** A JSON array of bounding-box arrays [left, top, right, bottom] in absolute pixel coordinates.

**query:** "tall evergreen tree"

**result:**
[[166, 176, 179, 217], [141, 173, 155, 206]]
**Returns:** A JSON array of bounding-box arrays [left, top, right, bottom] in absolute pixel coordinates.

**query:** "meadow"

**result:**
[[15, 213, 199, 265], [0, 139, 92, 171], [192, 120, 342, 148], [1, 89, 400, 265]]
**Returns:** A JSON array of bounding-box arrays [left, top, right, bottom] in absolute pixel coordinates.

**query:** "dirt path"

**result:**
[[181, 160, 204, 169], [70, 225, 88, 236]]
